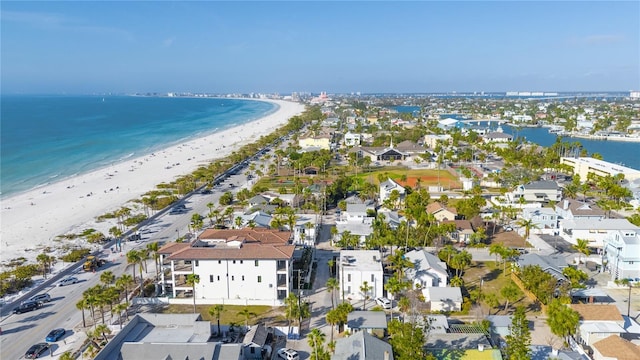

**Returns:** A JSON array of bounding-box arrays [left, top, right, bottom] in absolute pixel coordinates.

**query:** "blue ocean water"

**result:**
[[0, 95, 277, 197], [468, 121, 640, 170]]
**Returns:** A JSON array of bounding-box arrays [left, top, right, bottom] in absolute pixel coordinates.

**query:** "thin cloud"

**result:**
[[163, 36, 176, 47], [584, 34, 624, 44], [566, 34, 625, 46], [1, 10, 133, 42]]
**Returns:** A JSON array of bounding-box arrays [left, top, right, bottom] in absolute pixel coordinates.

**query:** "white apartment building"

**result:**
[[603, 229, 640, 280], [561, 157, 640, 182], [339, 250, 384, 302], [159, 228, 294, 306], [510, 180, 562, 203]]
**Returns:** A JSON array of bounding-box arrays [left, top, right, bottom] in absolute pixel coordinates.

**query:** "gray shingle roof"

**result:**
[[332, 331, 393, 360]]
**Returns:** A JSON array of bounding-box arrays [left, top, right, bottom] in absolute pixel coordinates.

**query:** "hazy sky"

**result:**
[[2, 1, 638, 94]]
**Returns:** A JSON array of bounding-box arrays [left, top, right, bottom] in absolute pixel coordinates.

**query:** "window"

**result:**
[[240, 260, 243, 264], [258, 276, 262, 283], [195, 260, 199, 267], [217, 276, 220, 281], [242, 275, 245, 281], [231, 276, 235, 281], [347, 274, 351, 282], [218, 260, 222, 264], [255, 260, 259, 267], [233, 260, 236, 264], [371, 274, 375, 282], [209, 275, 214, 283]]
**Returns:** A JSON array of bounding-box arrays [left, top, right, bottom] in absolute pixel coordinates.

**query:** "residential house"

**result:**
[[486, 315, 513, 348], [511, 180, 562, 203], [248, 195, 270, 208], [344, 132, 362, 147], [290, 214, 319, 247], [560, 218, 640, 248], [345, 311, 388, 334], [522, 207, 558, 229], [570, 304, 626, 347], [349, 140, 408, 163], [483, 132, 513, 143], [443, 219, 475, 243], [94, 313, 243, 360], [332, 331, 393, 360], [340, 250, 384, 302], [298, 130, 332, 151], [437, 118, 460, 130], [426, 202, 458, 222], [425, 333, 501, 360], [592, 335, 640, 360], [242, 324, 269, 360], [423, 287, 463, 312], [235, 210, 273, 228], [377, 209, 403, 229], [335, 203, 376, 246], [516, 253, 568, 281], [603, 229, 640, 280], [379, 178, 405, 204], [423, 134, 452, 149], [404, 249, 449, 288], [555, 199, 606, 221], [394, 140, 429, 159], [158, 228, 294, 306], [528, 346, 587, 360]]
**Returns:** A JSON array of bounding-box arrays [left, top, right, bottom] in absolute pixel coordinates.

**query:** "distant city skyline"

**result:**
[[2, 1, 638, 94]]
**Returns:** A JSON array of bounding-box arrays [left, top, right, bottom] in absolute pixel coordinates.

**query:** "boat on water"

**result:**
[[548, 126, 566, 135]]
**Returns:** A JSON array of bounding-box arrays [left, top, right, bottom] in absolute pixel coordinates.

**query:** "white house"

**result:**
[[344, 132, 362, 147], [560, 218, 640, 248], [570, 304, 626, 347], [555, 199, 606, 221], [423, 287, 463, 312], [423, 134, 451, 149], [339, 250, 384, 302], [521, 207, 558, 229], [158, 228, 295, 306], [511, 180, 562, 203], [289, 214, 319, 247], [404, 249, 449, 288], [603, 229, 640, 280], [379, 178, 405, 204]]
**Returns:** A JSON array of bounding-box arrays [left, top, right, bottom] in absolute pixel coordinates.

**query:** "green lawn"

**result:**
[[160, 304, 286, 326], [463, 261, 540, 315]]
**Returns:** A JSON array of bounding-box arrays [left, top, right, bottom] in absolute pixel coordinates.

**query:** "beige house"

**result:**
[[570, 304, 626, 347], [426, 202, 458, 222], [592, 335, 640, 360], [298, 134, 331, 151]]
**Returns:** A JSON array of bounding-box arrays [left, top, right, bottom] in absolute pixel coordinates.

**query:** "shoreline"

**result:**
[[0, 99, 305, 270], [0, 96, 281, 199]]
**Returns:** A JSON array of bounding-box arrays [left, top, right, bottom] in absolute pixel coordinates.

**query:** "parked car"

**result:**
[[45, 328, 66, 342], [58, 276, 79, 287], [27, 293, 51, 304], [25, 343, 50, 358], [375, 297, 392, 309], [504, 225, 513, 232], [13, 301, 41, 314], [277, 348, 299, 360]]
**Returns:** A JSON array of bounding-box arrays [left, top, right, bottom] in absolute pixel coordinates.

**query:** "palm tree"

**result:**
[[208, 304, 224, 335], [76, 298, 88, 328], [238, 307, 256, 330], [126, 250, 141, 281], [59, 351, 74, 360], [516, 218, 539, 246], [326, 309, 340, 342], [360, 281, 372, 309], [489, 243, 506, 263], [185, 273, 200, 313], [501, 282, 522, 312], [36, 253, 53, 279], [114, 303, 128, 329], [573, 238, 590, 264], [326, 278, 339, 310], [147, 242, 160, 280], [94, 323, 111, 344], [308, 328, 326, 360], [116, 274, 134, 305], [100, 271, 115, 287], [235, 216, 243, 229], [450, 276, 464, 287]]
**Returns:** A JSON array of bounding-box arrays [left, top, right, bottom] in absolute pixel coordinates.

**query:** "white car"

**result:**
[[277, 348, 299, 360], [58, 276, 78, 287], [375, 297, 392, 309]]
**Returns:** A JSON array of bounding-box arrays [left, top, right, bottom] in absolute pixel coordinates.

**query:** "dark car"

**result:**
[[13, 300, 40, 314], [45, 328, 66, 342], [25, 343, 50, 358]]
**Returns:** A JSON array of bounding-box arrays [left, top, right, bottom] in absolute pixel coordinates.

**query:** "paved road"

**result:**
[[0, 152, 273, 359]]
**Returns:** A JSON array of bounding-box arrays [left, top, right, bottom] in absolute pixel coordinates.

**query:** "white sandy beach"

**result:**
[[0, 99, 305, 270]]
